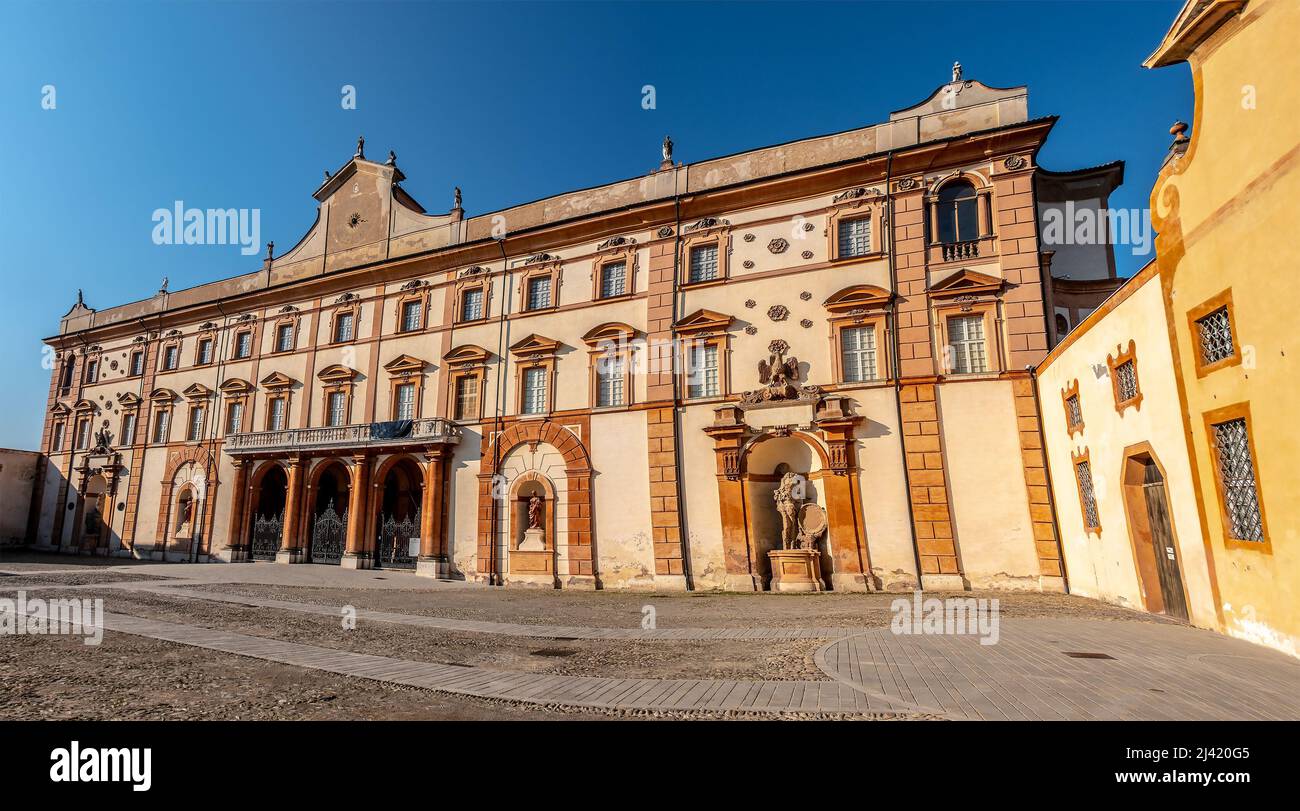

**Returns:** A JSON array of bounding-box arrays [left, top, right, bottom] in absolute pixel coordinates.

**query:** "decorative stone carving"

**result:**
[[801, 250, 813, 259], [334, 292, 358, 303], [684, 217, 729, 233], [800, 319, 814, 329], [399, 279, 425, 291], [657, 226, 674, 238], [740, 341, 817, 405], [1004, 155, 1026, 170], [662, 135, 673, 163], [768, 238, 789, 254], [743, 233, 756, 242], [596, 235, 636, 250], [767, 305, 789, 322], [743, 260, 755, 269], [458, 266, 487, 277], [799, 291, 812, 301], [525, 252, 560, 265], [744, 326, 758, 335], [803, 222, 815, 232], [744, 299, 756, 308], [897, 178, 918, 190]]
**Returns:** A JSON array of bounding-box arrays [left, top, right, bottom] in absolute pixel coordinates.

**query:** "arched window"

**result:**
[[936, 180, 980, 244], [1055, 313, 1070, 336]]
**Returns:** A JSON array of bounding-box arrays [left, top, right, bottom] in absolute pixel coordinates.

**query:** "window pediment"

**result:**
[[509, 334, 561, 357], [149, 388, 178, 403], [317, 364, 359, 383], [117, 392, 141, 407], [219, 378, 253, 394], [50, 402, 71, 416], [927, 268, 1003, 298], [824, 285, 893, 313], [581, 322, 638, 347], [182, 383, 213, 399], [259, 371, 296, 390], [444, 344, 490, 367], [383, 354, 426, 376], [674, 309, 733, 335]]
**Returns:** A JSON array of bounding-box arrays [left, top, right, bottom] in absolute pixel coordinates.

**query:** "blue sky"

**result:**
[[0, 0, 1189, 449]]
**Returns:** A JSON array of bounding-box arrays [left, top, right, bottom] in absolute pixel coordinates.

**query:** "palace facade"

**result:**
[[34, 70, 1122, 593]]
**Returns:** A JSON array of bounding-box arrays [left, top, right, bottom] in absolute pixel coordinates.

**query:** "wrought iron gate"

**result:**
[[377, 512, 419, 569], [310, 500, 346, 565], [250, 513, 282, 561]]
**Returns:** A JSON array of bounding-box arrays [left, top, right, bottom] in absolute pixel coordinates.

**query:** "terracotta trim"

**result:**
[[1201, 401, 1272, 554], [1186, 287, 1242, 378]]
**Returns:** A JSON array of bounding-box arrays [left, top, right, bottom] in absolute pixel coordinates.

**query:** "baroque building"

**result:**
[[35, 69, 1121, 593], [1037, 0, 1299, 657]]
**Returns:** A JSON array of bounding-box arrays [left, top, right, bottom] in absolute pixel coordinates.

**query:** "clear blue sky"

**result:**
[[0, 0, 1189, 450]]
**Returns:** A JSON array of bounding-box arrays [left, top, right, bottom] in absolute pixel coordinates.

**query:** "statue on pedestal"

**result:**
[[768, 470, 828, 592]]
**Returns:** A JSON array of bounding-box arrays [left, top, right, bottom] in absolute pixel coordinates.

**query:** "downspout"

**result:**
[[194, 301, 232, 562], [487, 237, 512, 586], [667, 185, 693, 589], [884, 151, 927, 587]]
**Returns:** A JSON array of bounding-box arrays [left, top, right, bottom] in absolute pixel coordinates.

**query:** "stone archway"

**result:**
[[246, 461, 288, 561], [368, 454, 425, 570], [477, 419, 595, 588]]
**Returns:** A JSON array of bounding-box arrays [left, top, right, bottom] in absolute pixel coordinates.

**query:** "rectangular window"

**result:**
[[395, 383, 416, 420], [400, 300, 423, 332], [1075, 459, 1100, 531], [1211, 417, 1264, 542], [326, 391, 347, 427], [121, 413, 135, 445], [688, 244, 718, 283], [333, 311, 355, 343], [526, 276, 552, 311], [460, 288, 484, 322], [162, 345, 179, 371], [599, 261, 627, 298], [454, 376, 478, 421], [225, 401, 244, 434], [129, 350, 145, 377], [85, 360, 98, 383], [1065, 394, 1083, 431], [840, 325, 878, 382], [187, 406, 205, 441], [51, 423, 64, 452], [268, 398, 286, 431], [152, 411, 170, 444], [686, 343, 719, 399], [521, 367, 548, 414], [1196, 306, 1234, 367], [235, 331, 253, 359], [76, 419, 90, 449], [197, 338, 213, 365], [1115, 360, 1138, 403], [837, 217, 872, 258], [946, 315, 988, 374], [275, 324, 294, 353], [596, 355, 626, 407]]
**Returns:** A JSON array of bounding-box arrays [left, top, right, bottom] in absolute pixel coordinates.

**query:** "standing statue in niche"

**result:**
[[774, 471, 802, 548], [528, 494, 542, 530], [767, 470, 829, 592]]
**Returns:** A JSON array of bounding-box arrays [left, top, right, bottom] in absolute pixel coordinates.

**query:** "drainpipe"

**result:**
[[193, 300, 232, 563], [884, 151, 927, 588], [487, 237, 512, 586], [667, 188, 693, 589], [1027, 363, 1069, 592]]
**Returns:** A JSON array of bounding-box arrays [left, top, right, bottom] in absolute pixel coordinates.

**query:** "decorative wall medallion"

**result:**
[[833, 187, 868, 202], [767, 305, 789, 322], [657, 226, 674, 238], [767, 238, 789, 254], [743, 260, 755, 269], [955, 294, 978, 313], [109, 360, 119, 371], [597, 235, 636, 250], [800, 319, 814, 329], [744, 299, 756, 308], [278, 305, 299, 314], [803, 222, 815, 232], [347, 211, 365, 229], [801, 250, 814, 260], [525, 252, 560, 265], [744, 326, 758, 335], [335, 292, 358, 303], [399, 279, 425, 291], [897, 178, 918, 190], [743, 233, 756, 242], [1004, 155, 1026, 170], [799, 291, 812, 301], [458, 266, 486, 278], [768, 339, 789, 355], [684, 217, 729, 233]]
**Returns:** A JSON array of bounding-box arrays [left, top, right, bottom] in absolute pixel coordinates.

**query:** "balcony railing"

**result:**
[[224, 418, 460, 455], [941, 240, 980, 262]]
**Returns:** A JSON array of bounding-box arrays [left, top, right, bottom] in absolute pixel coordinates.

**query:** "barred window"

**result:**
[[333, 311, 355, 342], [1115, 360, 1138, 403], [235, 331, 253, 358], [522, 367, 548, 414], [461, 288, 484, 321], [395, 383, 416, 420], [688, 244, 718, 283], [527, 276, 552, 310], [596, 355, 626, 407], [453, 376, 478, 421], [1211, 417, 1264, 541], [268, 397, 286, 431], [600, 261, 627, 298], [400, 300, 423, 332], [326, 391, 347, 427], [1196, 306, 1234, 366], [946, 315, 988, 374], [1066, 394, 1083, 431], [276, 324, 294, 353], [1075, 459, 1100, 530], [225, 401, 243, 434], [187, 406, 205, 441], [837, 217, 872, 257], [840, 325, 878, 382], [686, 343, 719, 399]]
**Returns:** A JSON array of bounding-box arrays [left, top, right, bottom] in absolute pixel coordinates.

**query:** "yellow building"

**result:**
[[1039, 0, 1299, 658]]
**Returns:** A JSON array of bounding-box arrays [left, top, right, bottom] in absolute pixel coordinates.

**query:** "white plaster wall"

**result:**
[[848, 385, 920, 590], [589, 409, 655, 589]]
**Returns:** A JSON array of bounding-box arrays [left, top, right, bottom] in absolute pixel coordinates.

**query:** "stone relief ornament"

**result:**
[[657, 226, 674, 238], [399, 279, 425, 291], [743, 233, 756, 242], [801, 250, 814, 259], [743, 260, 755, 269], [684, 217, 729, 233], [800, 319, 814, 329], [767, 305, 789, 322], [1004, 155, 1026, 170], [744, 326, 758, 335], [459, 266, 486, 278], [768, 238, 789, 254], [799, 291, 812, 301], [525, 252, 560, 265], [744, 299, 757, 308], [773, 472, 828, 551], [897, 178, 918, 190], [597, 235, 636, 250], [803, 222, 815, 232]]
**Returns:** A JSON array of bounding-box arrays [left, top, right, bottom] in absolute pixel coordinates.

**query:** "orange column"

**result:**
[[277, 458, 304, 562], [418, 449, 447, 571], [226, 459, 249, 561], [342, 453, 371, 569]]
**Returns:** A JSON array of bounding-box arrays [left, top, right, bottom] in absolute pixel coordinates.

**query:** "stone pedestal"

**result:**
[[519, 528, 546, 551], [768, 549, 825, 593], [415, 555, 449, 579], [340, 551, 373, 570], [275, 548, 305, 564]]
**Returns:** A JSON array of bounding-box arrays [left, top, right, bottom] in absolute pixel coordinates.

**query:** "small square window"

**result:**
[[526, 277, 552, 311], [1115, 360, 1138, 403], [1196, 306, 1234, 367], [688, 244, 718, 283], [837, 217, 872, 258]]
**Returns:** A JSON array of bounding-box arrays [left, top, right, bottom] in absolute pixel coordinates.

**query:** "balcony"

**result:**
[[224, 418, 461, 455], [928, 236, 997, 265]]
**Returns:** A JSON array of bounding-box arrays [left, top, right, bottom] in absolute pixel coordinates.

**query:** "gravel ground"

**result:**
[[186, 581, 1161, 629], [47, 589, 828, 682], [0, 572, 169, 588]]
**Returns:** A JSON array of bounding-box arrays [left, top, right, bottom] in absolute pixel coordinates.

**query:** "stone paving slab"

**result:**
[[813, 619, 1300, 721], [87, 612, 907, 716]]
